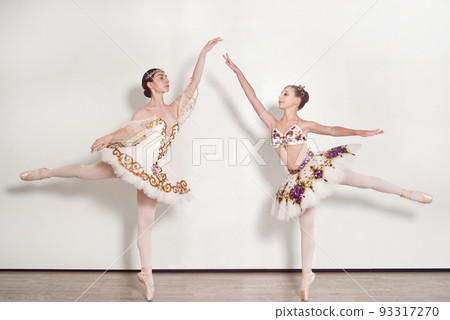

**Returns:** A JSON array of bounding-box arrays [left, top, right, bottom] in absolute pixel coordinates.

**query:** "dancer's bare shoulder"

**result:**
[[300, 119, 319, 135], [132, 106, 178, 130], [131, 107, 159, 121], [273, 118, 308, 133], [302, 120, 337, 136]]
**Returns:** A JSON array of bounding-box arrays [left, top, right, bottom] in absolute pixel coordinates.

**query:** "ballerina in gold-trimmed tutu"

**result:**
[[20, 37, 222, 301], [223, 53, 432, 301]]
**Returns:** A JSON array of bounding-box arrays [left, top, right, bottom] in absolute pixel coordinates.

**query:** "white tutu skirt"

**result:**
[[99, 118, 193, 205], [271, 144, 360, 220], [98, 81, 198, 205], [101, 147, 193, 205]]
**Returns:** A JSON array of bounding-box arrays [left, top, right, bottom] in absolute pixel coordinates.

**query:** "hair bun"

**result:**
[[142, 68, 163, 99], [143, 90, 152, 98]]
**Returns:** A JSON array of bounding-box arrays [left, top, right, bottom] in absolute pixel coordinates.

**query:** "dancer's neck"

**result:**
[[281, 108, 301, 122], [147, 93, 166, 108]]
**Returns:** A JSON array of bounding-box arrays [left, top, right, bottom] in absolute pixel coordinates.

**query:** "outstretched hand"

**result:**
[[359, 128, 384, 137], [90, 135, 112, 153], [202, 37, 222, 53], [222, 53, 240, 73]]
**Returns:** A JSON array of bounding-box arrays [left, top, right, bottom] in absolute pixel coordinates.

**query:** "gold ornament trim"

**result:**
[[106, 117, 190, 195]]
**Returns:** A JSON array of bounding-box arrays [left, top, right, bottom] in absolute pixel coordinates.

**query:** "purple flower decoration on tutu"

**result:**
[[325, 145, 350, 159], [289, 182, 306, 205]]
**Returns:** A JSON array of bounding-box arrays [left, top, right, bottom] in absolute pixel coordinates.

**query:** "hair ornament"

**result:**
[[297, 84, 306, 96], [144, 69, 164, 80]]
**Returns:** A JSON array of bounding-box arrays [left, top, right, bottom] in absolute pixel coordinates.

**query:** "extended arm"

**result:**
[[90, 110, 149, 153], [223, 53, 276, 128], [304, 121, 384, 137], [171, 37, 222, 112], [190, 37, 222, 91], [90, 126, 134, 153]]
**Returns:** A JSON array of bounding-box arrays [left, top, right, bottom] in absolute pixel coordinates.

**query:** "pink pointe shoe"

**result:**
[[400, 190, 433, 204], [300, 271, 316, 301], [137, 271, 154, 301], [19, 168, 49, 181]]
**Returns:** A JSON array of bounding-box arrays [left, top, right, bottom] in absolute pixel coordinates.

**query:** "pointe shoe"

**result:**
[[300, 271, 316, 301], [400, 190, 433, 204], [20, 168, 49, 181], [137, 272, 154, 301]]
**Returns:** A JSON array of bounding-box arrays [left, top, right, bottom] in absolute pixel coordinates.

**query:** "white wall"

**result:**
[[1, 0, 449, 270]]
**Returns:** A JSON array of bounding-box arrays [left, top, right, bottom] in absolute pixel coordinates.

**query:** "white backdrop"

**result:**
[[1, 0, 449, 270]]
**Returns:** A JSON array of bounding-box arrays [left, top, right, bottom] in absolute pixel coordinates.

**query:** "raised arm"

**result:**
[[304, 121, 384, 137], [190, 37, 222, 91], [171, 37, 221, 106], [171, 37, 222, 120], [223, 53, 276, 128]]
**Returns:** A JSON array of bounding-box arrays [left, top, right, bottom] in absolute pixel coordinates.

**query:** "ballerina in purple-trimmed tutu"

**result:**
[[223, 52, 432, 301]]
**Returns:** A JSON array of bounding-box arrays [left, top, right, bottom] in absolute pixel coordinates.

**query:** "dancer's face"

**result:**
[[148, 72, 170, 94], [278, 87, 301, 110]]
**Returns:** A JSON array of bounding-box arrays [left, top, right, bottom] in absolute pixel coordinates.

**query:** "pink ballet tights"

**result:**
[[47, 165, 407, 273], [299, 169, 404, 272], [299, 207, 315, 274], [47, 162, 155, 270], [46, 162, 116, 179], [137, 190, 157, 271], [339, 169, 403, 195]]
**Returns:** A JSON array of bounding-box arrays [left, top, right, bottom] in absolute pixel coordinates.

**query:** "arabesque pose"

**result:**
[[223, 52, 432, 301], [20, 37, 222, 302]]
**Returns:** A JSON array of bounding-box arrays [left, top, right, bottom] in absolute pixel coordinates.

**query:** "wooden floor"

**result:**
[[0, 270, 449, 302]]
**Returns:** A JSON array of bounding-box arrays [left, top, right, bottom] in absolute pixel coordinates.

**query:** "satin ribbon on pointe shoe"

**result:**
[[300, 271, 316, 301]]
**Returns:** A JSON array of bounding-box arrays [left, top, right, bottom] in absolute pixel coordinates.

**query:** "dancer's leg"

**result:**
[[339, 169, 432, 203], [299, 207, 315, 274], [137, 189, 157, 270], [299, 207, 316, 301], [339, 169, 402, 195], [21, 162, 116, 180], [136, 189, 157, 301], [47, 162, 116, 179]]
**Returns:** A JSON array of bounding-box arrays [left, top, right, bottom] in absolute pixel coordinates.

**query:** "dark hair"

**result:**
[[286, 85, 310, 110], [141, 68, 163, 98]]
